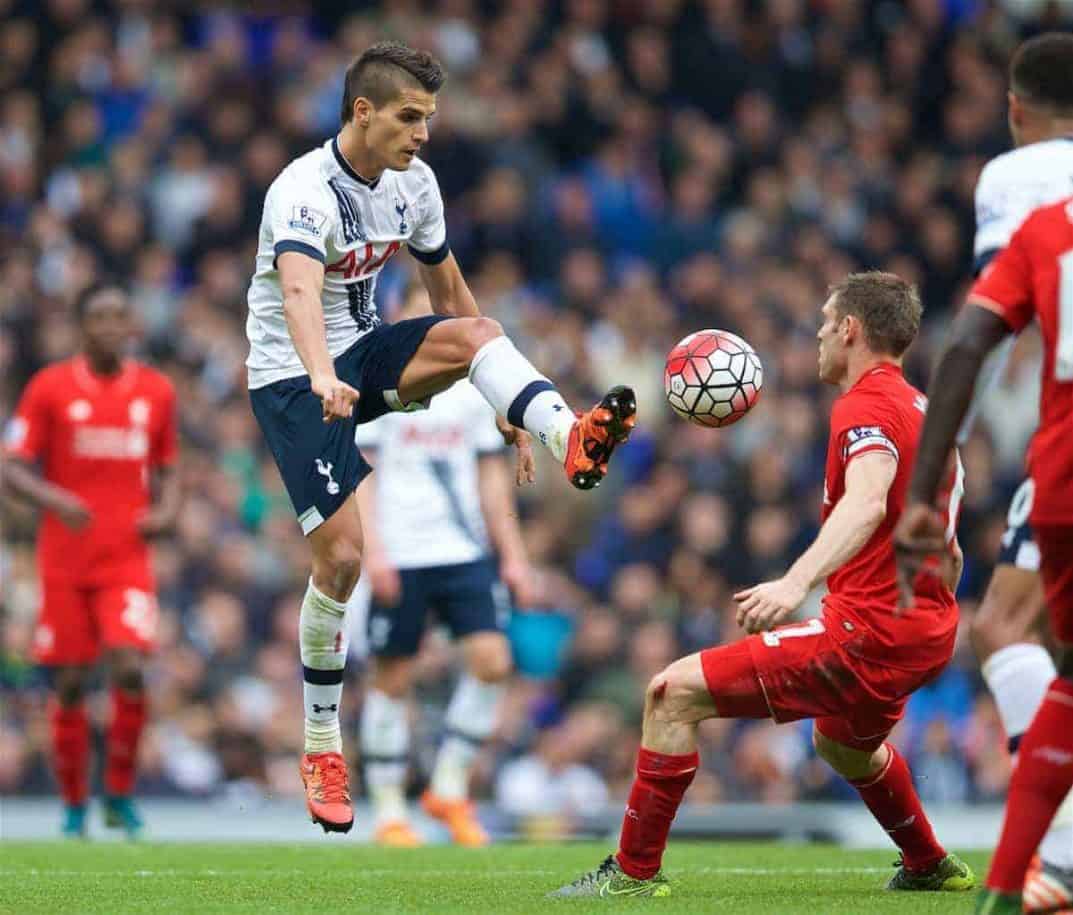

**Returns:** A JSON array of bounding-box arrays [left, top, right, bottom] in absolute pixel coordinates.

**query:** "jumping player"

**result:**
[[553, 273, 975, 898], [897, 196, 1073, 914], [2, 284, 180, 838], [959, 34, 1073, 900], [245, 42, 634, 834], [354, 285, 533, 848]]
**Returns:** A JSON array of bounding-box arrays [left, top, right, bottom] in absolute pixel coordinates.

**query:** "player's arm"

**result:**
[[478, 452, 534, 607], [2, 456, 91, 529], [415, 253, 480, 318], [734, 451, 897, 634], [893, 304, 1011, 595], [277, 251, 358, 421]]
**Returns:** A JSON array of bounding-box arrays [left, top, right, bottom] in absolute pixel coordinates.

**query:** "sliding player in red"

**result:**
[[897, 196, 1073, 914], [553, 272, 974, 898], [3, 284, 180, 838]]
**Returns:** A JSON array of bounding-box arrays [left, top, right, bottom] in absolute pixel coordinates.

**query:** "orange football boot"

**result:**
[[563, 385, 637, 490], [374, 820, 424, 847], [299, 752, 354, 834], [421, 791, 490, 847]]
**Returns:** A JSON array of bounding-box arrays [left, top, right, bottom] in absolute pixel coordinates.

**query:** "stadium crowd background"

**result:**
[[3, 0, 1071, 831]]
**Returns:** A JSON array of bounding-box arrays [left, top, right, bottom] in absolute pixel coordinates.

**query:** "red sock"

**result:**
[[105, 688, 147, 796], [49, 699, 90, 807], [987, 677, 1073, 894], [849, 744, 945, 872], [616, 747, 698, 880]]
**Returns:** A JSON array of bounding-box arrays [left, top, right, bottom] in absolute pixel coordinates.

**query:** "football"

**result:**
[[664, 330, 764, 427]]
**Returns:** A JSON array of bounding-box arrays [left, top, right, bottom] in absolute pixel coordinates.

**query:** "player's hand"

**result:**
[[496, 416, 536, 486], [367, 554, 401, 606], [311, 372, 359, 423], [53, 492, 92, 530], [893, 502, 947, 609], [500, 556, 536, 608], [733, 576, 808, 634], [137, 507, 177, 538]]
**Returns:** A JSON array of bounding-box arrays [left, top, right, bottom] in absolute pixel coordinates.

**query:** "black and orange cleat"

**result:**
[[564, 386, 637, 490], [299, 751, 354, 834]]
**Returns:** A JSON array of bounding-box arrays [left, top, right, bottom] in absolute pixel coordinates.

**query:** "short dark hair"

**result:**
[[830, 271, 922, 357], [340, 42, 446, 125], [1011, 32, 1073, 114], [74, 281, 127, 321]]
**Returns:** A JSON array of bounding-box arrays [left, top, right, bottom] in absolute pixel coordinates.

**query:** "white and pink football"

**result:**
[[664, 330, 763, 427]]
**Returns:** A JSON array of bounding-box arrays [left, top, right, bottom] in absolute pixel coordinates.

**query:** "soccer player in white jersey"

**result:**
[[245, 41, 635, 834], [951, 33, 1073, 907], [352, 284, 531, 847]]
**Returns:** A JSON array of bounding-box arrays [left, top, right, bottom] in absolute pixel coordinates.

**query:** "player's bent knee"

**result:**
[[469, 647, 512, 683], [313, 535, 362, 597], [371, 658, 415, 697], [109, 655, 145, 692], [464, 316, 503, 354], [645, 662, 704, 725]]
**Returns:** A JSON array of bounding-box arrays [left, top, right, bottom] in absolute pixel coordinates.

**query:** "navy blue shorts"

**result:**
[[366, 558, 510, 657], [250, 315, 449, 534], [998, 478, 1040, 571]]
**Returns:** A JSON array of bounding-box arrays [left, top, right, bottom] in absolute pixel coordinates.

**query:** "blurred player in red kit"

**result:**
[[553, 272, 975, 899], [898, 196, 1073, 914], [2, 284, 180, 838]]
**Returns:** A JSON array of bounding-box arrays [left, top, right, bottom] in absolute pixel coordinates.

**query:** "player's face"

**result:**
[[367, 88, 436, 171], [82, 290, 132, 360], [816, 296, 848, 384]]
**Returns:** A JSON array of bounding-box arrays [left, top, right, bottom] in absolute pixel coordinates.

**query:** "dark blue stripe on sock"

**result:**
[[444, 727, 487, 748], [507, 380, 555, 429], [1008, 734, 1022, 755], [303, 665, 344, 685]]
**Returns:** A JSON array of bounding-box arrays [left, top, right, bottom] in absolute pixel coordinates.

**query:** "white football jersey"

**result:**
[[973, 136, 1073, 269], [960, 136, 1073, 442], [356, 380, 505, 568], [246, 138, 448, 389]]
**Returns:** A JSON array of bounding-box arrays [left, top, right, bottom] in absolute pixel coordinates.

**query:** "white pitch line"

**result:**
[[0, 866, 890, 878]]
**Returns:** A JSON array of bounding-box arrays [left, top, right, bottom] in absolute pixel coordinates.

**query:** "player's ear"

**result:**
[[353, 97, 372, 127], [1007, 91, 1024, 130]]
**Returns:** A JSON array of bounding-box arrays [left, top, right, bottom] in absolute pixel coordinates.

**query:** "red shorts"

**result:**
[[699, 615, 953, 752], [34, 570, 159, 666], [1036, 524, 1073, 646]]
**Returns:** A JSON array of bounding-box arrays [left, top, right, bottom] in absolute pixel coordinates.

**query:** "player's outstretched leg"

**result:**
[[399, 320, 637, 490], [550, 654, 712, 898], [50, 667, 91, 838], [422, 633, 510, 846], [812, 725, 974, 892], [102, 649, 148, 839]]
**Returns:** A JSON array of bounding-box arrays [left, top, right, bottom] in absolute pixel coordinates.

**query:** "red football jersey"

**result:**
[[821, 363, 962, 664], [971, 196, 1073, 525], [4, 356, 178, 585]]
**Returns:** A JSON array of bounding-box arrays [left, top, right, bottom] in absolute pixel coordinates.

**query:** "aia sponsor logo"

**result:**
[[400, 424, 465, 450]]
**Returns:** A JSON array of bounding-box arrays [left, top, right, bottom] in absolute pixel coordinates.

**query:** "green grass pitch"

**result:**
[[0, 841, 987, 914]]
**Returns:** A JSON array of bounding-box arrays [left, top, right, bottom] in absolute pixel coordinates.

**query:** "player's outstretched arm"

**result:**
[[2, 456, 91, 529], [735, 451, 896, 633], [278, 251, 358, 421], [478, 452, 534, 607], [416, 253, 480, 318]]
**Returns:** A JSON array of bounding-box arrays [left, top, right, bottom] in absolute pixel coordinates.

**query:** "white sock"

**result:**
[[360, 688, 410, 825], [429, 675, 504, 802], [300, 579, 349, 755], [982, 643, 1073, 868], [981, 643, 1056, 747], [1040, 794, 1073, 869], [468, 336, 574, 461]]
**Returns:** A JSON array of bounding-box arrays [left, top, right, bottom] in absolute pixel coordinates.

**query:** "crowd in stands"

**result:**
[[3, 0, 1069, 826]]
